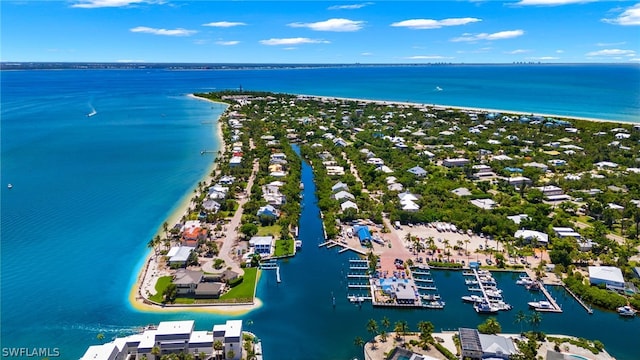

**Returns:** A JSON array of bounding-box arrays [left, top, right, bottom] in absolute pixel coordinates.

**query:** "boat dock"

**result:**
[[276, 266, 281, 283], [561, 284, 593, 314], [534, 281, 563, 313], [318, 240, 366, 255]]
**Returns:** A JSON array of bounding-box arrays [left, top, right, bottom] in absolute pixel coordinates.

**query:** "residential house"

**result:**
[[249, 236, 273, 255], [459, 328, 517, 360], [470, 198, 497, 210], [514, 229, 549, 246], [213, 320, 243, 360], [340, 200, 359, 212], [257, 205, 280, 219], [333, 190, 355, 202], [507, 176, 532, 187], [331, 181, 349, 193], [588, 266, 625, 291], [407, 166, 427, 177], [443, 158, 470, 167], [172, 269, 203, 294], [167, 246, 196, 267]]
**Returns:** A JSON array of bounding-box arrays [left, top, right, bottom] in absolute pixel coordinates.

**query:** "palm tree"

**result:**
[[198, 351, 206, 360], [394, 320, 409, 342], [151, 346, 161, 360], [213, 340, 224, 360], [226, 350, 235, 360], [148, 237, 158, 256], [366, 319, 379, 349], [163, 221, 169, 238], [515, 310, 527, 334], [417, 321, 434, 349], [529, 311, 542, 332], [381, 316, 391, 333], [354, 336, 365, 348], [96, 332, 105, 342]]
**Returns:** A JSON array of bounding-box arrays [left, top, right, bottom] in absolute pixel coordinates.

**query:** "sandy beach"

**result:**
[[129, 94, 252, 314], [303, 94, 630, 124]]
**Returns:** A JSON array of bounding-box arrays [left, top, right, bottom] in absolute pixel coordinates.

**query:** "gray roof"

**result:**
[[169, 246, 195, 263], [195, 282, 223, 296], [479, 334, 517, 356], [459, 328, 482, 353], [173, 269, 203, 286]]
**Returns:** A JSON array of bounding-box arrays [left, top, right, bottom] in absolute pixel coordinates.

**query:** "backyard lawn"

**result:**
[[220, 267, 258, 302]]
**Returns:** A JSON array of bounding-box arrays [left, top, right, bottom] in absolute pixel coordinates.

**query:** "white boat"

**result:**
[[528, 300, 553, 310], [465, 279, 478, 285], [422, 294, 441, 301], [423, 300, 445, 309], [474, 301, 498, 314], [87, 109, 97, 117], [7, 183, 13, 189], [461, 295, 484, 303], [516, 277, 533, 285], [435, 86, 443, 91], [617, 305, 637, 317], [295, 240, 302, 249]]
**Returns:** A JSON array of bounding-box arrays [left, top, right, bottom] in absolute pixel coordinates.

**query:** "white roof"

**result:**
[[79, 344, 118, 360], [189, 330, 214, 344], [588, 266, 624, 284], [224, 320, 243, 338], [341, 201, 359, 211], [138, 329, 158, 350], [507, 214, 529, 224], [479, 334, 517, 355], [402, 201, 420, 210], [470, 199, 496, 210], [157, 320, 195, 336], [169, 246, 195, 263], [249, 236, 273, 246], [514, 230, 549, 244]]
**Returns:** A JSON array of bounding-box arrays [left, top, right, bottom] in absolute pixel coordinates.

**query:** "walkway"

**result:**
[[380, 216, 413, 275]]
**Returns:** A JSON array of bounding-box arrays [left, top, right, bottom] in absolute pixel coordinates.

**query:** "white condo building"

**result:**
[[80, 320, 245, 360]]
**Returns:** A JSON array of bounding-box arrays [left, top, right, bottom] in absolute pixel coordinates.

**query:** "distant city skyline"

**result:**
[[2, 0, 639, 63]]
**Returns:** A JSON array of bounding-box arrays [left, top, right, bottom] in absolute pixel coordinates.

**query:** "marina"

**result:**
[[531, 281, 563, 313], [462, 268, 512, 313]]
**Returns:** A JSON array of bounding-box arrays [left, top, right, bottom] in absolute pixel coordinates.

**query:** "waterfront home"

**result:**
[[203, 199, 221, 213], [80, 320, 248, 360], [218, 175, 236, 185], [459, 328, 517, 360], [249, 236, 274, 255], [181, 221, 207, 247], [514, 229, 549, 246], [588, 266, 625, 291], [173, 269, 204, 294], [167, 246, 196, 267]]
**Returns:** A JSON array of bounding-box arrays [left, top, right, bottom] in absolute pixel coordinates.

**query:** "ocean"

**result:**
[[1, 65, 639, 360]]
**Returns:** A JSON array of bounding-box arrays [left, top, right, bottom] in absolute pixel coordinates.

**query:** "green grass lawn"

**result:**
[[220, 267, 258, 302], [149, 276, 173, 303], [274, 239, 295, 256], [257, 224, 280, 237]]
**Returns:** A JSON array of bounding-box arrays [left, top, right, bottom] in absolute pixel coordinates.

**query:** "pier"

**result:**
[[561, 284, 593, 314], [534, 281, 563, 313], [276, 266, 281, 283], [318, 240, 366, 255]]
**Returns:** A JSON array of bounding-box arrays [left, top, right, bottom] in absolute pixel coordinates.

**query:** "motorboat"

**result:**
[[528, 300, 553, 310], [526, 282, 541, 291], [423, 300, 445, 309], [474, 301, 498, 314], [461, 295, 484, 303], [516, 277, 534, 285], [617, 305, 637, 317]]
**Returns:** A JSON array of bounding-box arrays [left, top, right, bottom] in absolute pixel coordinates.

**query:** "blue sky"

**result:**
[[2, 0, 639, 63]]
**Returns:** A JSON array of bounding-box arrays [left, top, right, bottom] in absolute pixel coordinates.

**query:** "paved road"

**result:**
[[202, 159, 259, 275]]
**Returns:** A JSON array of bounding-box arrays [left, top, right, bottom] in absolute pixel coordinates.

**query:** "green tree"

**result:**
[[529, 311, 542, 332], [151, 346, 161, 360], [366, 319, 379, 349], [240, 223, 259, 238], [96, 332, 105, 342], [226, 350, 235, 360], [213, 340, 224, 360], [354, 336, 365, 348], [394, 320, 409, 342], [162, 283, 177, 303], [417, 320, 435, 349], [514, 310, 527, 334], [477, 317, 502, 334]]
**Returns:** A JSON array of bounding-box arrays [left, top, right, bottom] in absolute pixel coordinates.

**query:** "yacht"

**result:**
[[474, 301, 498, 314], [87, 109, 97, 117], [528, 300, 553, 310], [461, 295, 484, 303], [617, 305, 637, 317], [516, 277, 534, 285], [7, 183, 13, 189], [423, 300, 445, 309]]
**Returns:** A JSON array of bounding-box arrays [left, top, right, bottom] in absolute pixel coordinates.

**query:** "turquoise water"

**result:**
[[1, 67, 639, 359]]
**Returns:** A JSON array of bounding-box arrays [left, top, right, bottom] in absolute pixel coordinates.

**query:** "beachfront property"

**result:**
[[167, 246, 196, 267], [588, 266, 625, 291], [80, 320, 249, 360]]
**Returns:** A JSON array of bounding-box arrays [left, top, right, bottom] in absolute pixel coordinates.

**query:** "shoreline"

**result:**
[[301, 94, 633, 125], [129, 93, 260, 314]]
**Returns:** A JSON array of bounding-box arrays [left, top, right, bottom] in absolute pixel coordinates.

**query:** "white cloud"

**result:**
[[596, 41, 626, 46], [507, 49, 530, 54], [130, 26, 196, 36], [630, 58, 640, 62], [216, 40, 240, 46], [72, 0, 161, 8], [202, 21, 247, 28], [288, 18, 364, 32], [260, 38, 330, 46], [537, 56, 560, 60], [586, 49, 636, 56], [451, 29, 524, 42], [328, 3, 373, 10], [603, 3, 640, 26], [391, 18, 481, 30], [361, 52, 373, 56], [515, 0, 596, 6], [556, 49, 565, 53]]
